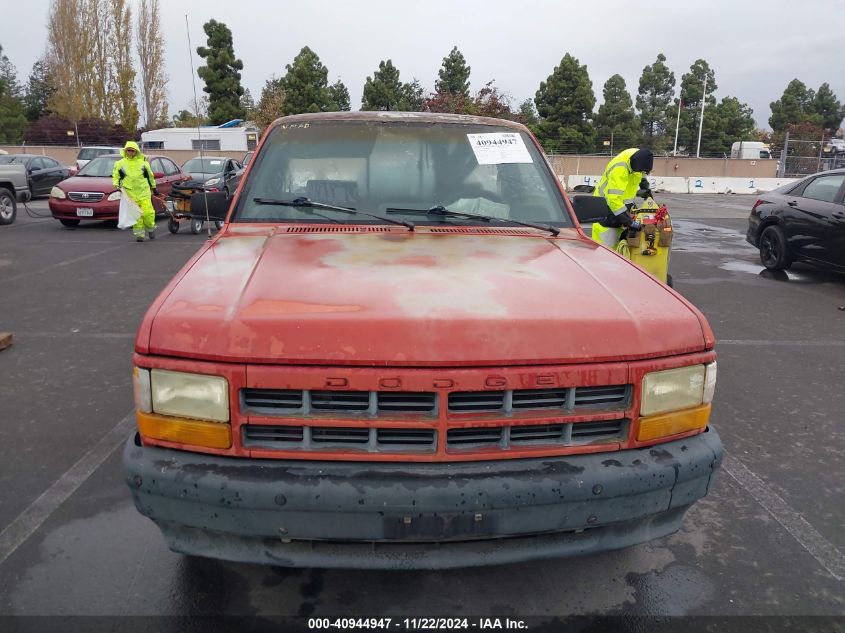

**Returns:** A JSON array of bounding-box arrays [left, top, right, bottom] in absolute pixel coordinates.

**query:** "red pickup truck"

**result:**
[[124, 112, 722, 569]]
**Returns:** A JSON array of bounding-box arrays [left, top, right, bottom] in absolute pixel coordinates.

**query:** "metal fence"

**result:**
[[775, 134, 845, 178]]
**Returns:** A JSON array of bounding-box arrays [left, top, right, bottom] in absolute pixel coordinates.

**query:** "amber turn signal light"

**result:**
[[137, 411, 232, 449], [636, 403, 711, 442]]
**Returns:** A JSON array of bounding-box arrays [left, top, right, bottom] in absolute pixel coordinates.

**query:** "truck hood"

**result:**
[[143, 227, 711, 366]]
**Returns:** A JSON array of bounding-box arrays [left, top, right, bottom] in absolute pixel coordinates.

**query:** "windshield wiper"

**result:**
[[253, 197, 415, 231], [386, 205, 559, 236]]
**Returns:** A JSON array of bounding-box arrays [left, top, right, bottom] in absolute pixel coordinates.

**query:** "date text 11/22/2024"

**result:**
[[308, 618, 528, 630]]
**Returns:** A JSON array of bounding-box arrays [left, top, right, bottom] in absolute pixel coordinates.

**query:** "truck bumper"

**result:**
[[123, 428, 723, 569]]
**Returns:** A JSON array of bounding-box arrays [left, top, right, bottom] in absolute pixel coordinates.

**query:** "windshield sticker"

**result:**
[[209, 160, 222, 165], [467, 133, 532, 165]]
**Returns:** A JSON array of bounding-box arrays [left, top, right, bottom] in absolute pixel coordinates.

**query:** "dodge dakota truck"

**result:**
[[124, 112, 722, 569]]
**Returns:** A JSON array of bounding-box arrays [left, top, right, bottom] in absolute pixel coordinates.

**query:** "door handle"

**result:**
[[833, 211, 845, 219], [787, 200, 798, 207]]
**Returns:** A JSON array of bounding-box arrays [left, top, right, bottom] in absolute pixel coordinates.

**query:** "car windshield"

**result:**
[[233, 120, 571, 227], [77, 156, 119, 177], [78, 148, 117, 161], [0, 155, 26, 164], [183, 158, 225, 174]]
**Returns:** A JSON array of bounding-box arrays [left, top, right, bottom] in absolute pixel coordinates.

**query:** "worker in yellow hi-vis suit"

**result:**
[[591, 148, 653, 248], [112, 141, 158, 241]]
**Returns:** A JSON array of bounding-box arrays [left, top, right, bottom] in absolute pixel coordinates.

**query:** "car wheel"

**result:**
[[59, 218, 80, 228], [0, 189, 16, 225], [168, 218, 179, 234], [214, 220, 224, 230], [190, 218, 203, 234], [759, 225, 792, 271]]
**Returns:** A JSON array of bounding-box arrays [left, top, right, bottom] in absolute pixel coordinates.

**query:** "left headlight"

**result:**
[[150, 369, 229, 422], [107, 190, 121, 201], [640, 362, 716, 416], [50, 186, 66, 199], [204, 177, 222, 187]]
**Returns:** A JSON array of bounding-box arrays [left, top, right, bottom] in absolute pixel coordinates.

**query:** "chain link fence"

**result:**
[[774, 135, 845, 177]]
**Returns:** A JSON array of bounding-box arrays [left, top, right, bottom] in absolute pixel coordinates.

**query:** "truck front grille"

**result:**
[[447, 419, 627, 449], [242, 389, 437, 417], [448, 385, 630, 413]]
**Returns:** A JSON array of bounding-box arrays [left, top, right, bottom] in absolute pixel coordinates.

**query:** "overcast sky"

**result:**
[[2, 0, 843, 131]]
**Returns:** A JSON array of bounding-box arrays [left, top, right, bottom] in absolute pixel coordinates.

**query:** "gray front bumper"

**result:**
[[123, 428, 723, 569]]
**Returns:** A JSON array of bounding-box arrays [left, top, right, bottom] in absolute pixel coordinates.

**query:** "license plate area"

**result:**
[[76, 208, 94, 217], [384, 513, 497, 540]]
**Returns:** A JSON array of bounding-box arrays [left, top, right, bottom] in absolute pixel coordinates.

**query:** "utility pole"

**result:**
[[696, 75, 707, 158], [672, 97, 682, 156]]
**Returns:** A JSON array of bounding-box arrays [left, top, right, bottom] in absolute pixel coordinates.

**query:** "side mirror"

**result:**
[[153, 171, 164, 179], [191, 191, 229, 221], [569, 194, 610, 224]]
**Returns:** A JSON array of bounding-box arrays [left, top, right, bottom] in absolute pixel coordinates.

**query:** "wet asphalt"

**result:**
[[0, 195, 842, 627]]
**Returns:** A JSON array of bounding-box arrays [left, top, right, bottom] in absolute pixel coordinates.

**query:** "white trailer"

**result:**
[[140, 124, 260, 152], [730, 141, 772, 160]]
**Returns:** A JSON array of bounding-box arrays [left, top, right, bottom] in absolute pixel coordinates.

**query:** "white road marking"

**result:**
[[722, 453, 845, 582], [13, 331, 135, 339], [0, 245, 125, 286], [0, 411, 136, 568]]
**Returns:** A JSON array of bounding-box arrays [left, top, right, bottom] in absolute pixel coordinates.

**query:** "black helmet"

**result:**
[[630, 149, 654, 173]]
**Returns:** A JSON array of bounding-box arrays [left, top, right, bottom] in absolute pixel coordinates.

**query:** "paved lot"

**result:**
[[0, 195, 843, 627]]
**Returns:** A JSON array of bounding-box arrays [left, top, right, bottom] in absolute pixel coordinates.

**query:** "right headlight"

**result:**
[[50, 186, 66, 199], [107, 190, 121, 201], [150, 369, 229, 422], [640, 362, 716, 416]]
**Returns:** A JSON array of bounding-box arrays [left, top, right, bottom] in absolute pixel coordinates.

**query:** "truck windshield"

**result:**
[[233, 120, 572, 228]]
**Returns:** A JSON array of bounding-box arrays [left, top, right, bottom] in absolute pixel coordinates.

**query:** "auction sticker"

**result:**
[[467, 133, 532, 165]]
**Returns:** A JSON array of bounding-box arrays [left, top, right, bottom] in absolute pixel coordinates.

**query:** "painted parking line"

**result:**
[[0, 411, 136, 568], [719, 340, 845, 347], [722, 454, 845, 582], [0, 245, 125, 286]]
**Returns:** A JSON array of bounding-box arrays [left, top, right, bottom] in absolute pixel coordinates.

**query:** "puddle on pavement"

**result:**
[[718, 260, 823, 283]]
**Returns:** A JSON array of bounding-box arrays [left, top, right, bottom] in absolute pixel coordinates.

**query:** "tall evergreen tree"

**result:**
[[435, 46, 471, 99], [280, 46, 333, 115], [0, 44, 26, 143], [328, 79, 350, 111], [534, 53, 596, 153], [594, 74, 641, 152], [712, 97, 756, 149], [253, 77, 284, 128], [811, 83, 845, 132], [398, 79, 425, 112], [636, 53, 675, 149], [362, 60, 404, 110], [23, 59, 55, 121], [196, 19, 245, 125], [769, 79, 818, 132]]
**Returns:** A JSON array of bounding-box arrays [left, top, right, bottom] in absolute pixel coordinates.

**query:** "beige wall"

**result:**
[[2, 145, 777, 178], [547, 155, 779, 178], [0, 146, 247, 169]]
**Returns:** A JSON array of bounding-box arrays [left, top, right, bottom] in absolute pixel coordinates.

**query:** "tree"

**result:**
[[47, 0, 95, 123], [136, 0, 168, 129], [534, 53, 596, 153], [253, 77, 284, 128], [636, 53, 675, 149], [398, 79, 425, 112], [423, 90, 472, 115], [435, 46, 471, 99], [769, 79, 818, 133], [328, 79, 350, 111], [472, 80, 517, 120], [23, 59, 55, 122], [362, 60, 403, 110], [518, 99, 539, 127], [706, 96, 756, 154], [673, 59, 717, 152], [811, 83, 845, 132], [196, 19, 245, 125], [110, 0, 138, 131], [240, 88, 255, 117], [0, 44, 26, 143], [280, 46, 333, 115], [594, 74, 640, 153]]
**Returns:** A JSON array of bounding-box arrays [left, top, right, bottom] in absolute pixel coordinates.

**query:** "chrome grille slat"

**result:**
[[68, 191, 105, 202]]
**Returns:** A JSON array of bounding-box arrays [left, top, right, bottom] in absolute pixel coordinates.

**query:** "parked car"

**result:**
[[0, 163, 32, 225], [181, 156, 243, 196], [75, 146, 123, 171], [49, 153, 189, 227], [0, 154, 70, 198], [822, 138, 845, 156], [124, 112, 723, 569], [242, 150, 254, 167], [747, 168, 845, 271]]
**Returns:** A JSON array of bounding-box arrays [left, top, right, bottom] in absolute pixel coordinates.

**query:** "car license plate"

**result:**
[[76, 208, 94, 217]]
